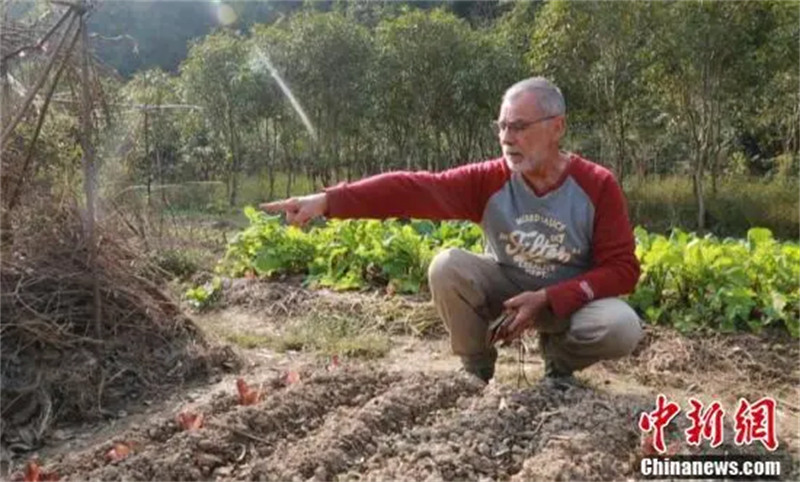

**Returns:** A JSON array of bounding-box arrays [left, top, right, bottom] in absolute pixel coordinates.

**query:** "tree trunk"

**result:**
[[709, 108, 722, 197], [144, 110, 151, 207], [346, 136, 353, 182], [692, 157, 706, 232], [0, 63, 12, 241], [266, 118, 276, 200], [0, 61, 10, 128], [286, 168, 294, 198], [615, 111, 627, 184], [0, 208, 11, 247], [226, 103, 239, 207], [710, 153, 720, 196], [310, 168, 319, 192]]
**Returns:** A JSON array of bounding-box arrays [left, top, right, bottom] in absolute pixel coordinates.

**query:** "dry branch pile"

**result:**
[[0, 208, 238, 459]]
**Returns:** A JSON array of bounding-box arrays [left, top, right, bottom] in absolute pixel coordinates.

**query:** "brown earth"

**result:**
[[5, 281, 799, 481]]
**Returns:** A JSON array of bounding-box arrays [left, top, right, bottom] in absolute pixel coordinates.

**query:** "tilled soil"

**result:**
[[13, 364, 795, 482], [347, 379, 648, 482], [7, 283, 799, 482]]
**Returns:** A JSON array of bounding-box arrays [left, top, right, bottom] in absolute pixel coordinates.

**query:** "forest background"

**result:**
[[4, 0, 796, 240]]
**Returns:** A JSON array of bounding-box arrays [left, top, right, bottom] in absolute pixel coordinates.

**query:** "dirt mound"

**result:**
[[251, 371, 485, 481], [0, 215, 239, 459], [608, 325, 799, 391], [15, 363, 794, 482], [351, 380, 649, 481], [220, 279, 442, 336], [222, 278, 315, 316]]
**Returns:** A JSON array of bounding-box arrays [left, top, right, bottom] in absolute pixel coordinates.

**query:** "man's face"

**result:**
[[497, 91, 564, 173]]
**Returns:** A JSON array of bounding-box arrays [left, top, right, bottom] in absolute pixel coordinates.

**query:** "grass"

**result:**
[[117, 171, 317, 221], [152, 247, 205, 280], [224, 332, 273, 349], [117, 169, 796, 242], [238, 170, 319, 206], [200, 306, 393, 359], [625, 175, 797, 240], [266, 312, 391, 359]]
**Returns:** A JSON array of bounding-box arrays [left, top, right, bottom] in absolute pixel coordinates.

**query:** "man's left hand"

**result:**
[[500, 290, 549, 342]]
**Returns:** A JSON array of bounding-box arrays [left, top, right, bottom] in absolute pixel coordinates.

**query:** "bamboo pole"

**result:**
[[0, 10, 77, 147], [78, 7, 101, 338], [5, 21, 81, 215]]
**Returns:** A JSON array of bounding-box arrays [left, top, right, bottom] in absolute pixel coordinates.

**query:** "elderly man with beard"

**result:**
[[261, 77, 643, 386]]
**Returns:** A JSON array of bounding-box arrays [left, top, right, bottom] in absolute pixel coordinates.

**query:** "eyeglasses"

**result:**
[[491, 115, 560, 135]]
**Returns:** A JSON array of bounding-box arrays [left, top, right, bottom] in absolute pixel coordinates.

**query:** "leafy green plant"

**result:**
[[208, 207, 798, 337], [216, 209, 484, 295], [631, 227, 799, 337], [217, 206, 316, 277], [185, 276, 222, 310]]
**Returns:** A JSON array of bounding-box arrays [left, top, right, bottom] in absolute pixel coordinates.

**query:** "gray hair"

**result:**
[[503, 77, 566, 117]]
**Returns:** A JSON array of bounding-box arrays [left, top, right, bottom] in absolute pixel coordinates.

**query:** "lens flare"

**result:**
[[217, 4, 237, 26], [250, 47, 317, 142]]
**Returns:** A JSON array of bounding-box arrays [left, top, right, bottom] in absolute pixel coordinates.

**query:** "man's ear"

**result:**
[[555, 115, 567, 141]]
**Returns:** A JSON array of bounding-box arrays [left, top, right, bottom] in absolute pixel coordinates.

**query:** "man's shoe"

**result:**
[[542, 357, 576, 390], [461, 364, 495, 383], [544, 357, 573, 379], [461, 348, 498, 383], [541, 375, 578, 391]]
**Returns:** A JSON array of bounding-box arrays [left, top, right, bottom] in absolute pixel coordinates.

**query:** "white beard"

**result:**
[[504, 155, 539, 173]]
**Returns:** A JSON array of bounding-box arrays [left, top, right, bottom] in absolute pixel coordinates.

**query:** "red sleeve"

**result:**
[[324, 159, 509, 223], [545, 165, 640, 319]]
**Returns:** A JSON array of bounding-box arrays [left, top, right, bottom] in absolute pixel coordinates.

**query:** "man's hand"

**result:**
[[499, 290, 550, 342], [259, 193, 327, 227]]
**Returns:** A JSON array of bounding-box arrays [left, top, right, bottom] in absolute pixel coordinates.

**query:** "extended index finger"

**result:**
[[259, 199, 295, 213]]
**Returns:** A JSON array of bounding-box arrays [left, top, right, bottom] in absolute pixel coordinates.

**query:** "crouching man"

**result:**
[[261, 77, 643, 384]]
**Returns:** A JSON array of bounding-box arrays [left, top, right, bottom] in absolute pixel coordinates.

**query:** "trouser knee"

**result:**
[[545, 298, 643, 372], [427, 248, 461, 294]]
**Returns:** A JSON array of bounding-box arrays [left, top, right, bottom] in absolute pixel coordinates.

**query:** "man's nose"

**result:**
[[500, 129, 515, 145]]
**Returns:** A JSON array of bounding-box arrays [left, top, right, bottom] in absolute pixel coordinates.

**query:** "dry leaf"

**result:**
[[21, 459, 59, 482], [176, 411, 205, 431], [236, 378, 262, 405], [327, 355, 340, 371], [105, 442, 131, 463], [23, 460, 41, 482], [284, 370, 301, 386]]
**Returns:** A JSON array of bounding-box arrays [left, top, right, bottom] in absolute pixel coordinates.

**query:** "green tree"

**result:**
[[645, 1, 785, 230], [529, 0, 655, 182], [280, 11, 373, 187], [122, 68, 182, 204], [180, 31, 258, 206], [734, 2, 799, 172], [375, 9, 484, 171]]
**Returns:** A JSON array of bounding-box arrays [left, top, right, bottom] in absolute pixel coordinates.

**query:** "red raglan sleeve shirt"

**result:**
[[542, 163, 641, 318], [324, 160, 510, 223], [324, 154, 640, 319]]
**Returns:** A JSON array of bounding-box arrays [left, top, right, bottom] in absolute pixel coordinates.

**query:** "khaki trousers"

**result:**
[[428, 248, 643, 372]]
